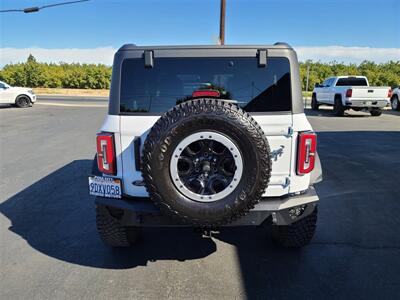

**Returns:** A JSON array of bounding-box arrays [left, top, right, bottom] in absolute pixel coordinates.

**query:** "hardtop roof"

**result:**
[[118, 43, 293, 52]]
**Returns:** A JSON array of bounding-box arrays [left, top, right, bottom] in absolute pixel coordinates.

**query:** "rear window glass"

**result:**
[[120, 57, 291, 113], [336, 77, 368, 86]]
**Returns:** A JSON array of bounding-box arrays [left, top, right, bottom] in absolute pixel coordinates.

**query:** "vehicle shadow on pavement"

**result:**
[[0, 104, 16, 109], [382, 109, 400, 116], [1, 131, 400, 298], [305, 107, 374, 118], [219, 130, 400, 299], [0, 159, 216, 269]]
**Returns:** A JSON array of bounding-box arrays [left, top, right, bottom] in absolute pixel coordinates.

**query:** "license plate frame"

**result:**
[[88, 176, 122, 198]]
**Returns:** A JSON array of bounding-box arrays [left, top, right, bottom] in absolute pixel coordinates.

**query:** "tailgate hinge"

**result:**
[[285, 126, 294, 137], [282, 177, 291, 189], [201, 229, 220, 239]]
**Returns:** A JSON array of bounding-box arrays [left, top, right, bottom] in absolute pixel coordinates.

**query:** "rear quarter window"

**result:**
[[120, 57, 291, 113]]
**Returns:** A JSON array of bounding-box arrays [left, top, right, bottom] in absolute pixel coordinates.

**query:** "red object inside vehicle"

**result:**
[[192, 90, 221, 98]]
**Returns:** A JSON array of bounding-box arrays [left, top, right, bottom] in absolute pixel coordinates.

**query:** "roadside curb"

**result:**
[[35, 102, 107, 108]]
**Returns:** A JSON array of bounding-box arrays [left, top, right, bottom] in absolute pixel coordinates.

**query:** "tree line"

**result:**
[[0, 55, 112, 89], [0, 55, 399, 90], [299, 60, 400, 91]]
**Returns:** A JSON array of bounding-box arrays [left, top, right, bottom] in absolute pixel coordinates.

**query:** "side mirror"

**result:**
[[315, 83, 321, 88]]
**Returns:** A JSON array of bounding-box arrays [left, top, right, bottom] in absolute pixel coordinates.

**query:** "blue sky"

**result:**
[[1, 0, 399, 65]]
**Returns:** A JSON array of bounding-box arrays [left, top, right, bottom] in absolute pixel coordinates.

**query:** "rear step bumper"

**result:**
[[95, 186, 319, 227], [346, 99, 389, 108]]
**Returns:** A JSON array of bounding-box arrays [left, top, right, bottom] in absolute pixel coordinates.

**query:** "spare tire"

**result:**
[[142, 99, 271, 226]]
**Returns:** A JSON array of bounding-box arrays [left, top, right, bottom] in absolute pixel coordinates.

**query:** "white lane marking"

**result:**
[[36, 102, 107, 108]]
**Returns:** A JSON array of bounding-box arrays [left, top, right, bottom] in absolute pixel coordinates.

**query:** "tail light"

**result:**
[[96, 132, 116, 175], [345, 89, 352, 98], [297, 132, 317, 175], [388, 88, 392, 98]]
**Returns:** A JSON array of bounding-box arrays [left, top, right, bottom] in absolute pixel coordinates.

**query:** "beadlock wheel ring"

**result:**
[[170, 131, 243, 202]]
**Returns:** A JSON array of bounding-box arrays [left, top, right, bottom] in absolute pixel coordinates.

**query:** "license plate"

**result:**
[[366, 101, 372, 105], [88, 176, 122, 198]]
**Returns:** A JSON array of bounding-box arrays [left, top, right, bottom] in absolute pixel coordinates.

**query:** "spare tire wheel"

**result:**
[[141, 99, 272, 226]]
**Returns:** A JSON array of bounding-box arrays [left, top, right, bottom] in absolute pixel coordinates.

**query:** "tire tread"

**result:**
[[96, 205, 137, 247], [272, 206, 318, 248], [141, 99, 272, 226]]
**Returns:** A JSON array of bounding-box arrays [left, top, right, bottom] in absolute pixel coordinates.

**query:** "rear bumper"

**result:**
[[346, 99, 389, 108], [95, 186, 319, 226]]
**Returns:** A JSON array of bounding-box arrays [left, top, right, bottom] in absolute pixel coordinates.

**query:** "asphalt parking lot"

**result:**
[[1, 100, 400, 299]]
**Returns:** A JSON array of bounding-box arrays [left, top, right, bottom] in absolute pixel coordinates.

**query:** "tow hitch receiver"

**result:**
[[200, 229, 220, 239]]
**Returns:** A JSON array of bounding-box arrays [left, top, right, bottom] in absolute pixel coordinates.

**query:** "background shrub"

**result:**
[[0, 55, 398, 90]]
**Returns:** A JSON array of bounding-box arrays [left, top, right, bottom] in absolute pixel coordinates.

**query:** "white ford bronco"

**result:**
[[89, 44, 322, 248]]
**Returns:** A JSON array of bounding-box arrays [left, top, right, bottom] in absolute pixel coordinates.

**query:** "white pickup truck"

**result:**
[[311, 76, 391, 116], [391, 87, 400, 111]]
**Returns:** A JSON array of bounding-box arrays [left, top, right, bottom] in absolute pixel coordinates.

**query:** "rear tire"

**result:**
[[92, 155, 140, 247], [333, 96, 345, 116], [370, 108, 382, 116], [271, 206, 318, 248], [311, 94, 319, 111], [391, 96, 400, 111], [15, 95, 31, 108], [96, 205, 140, 247]]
